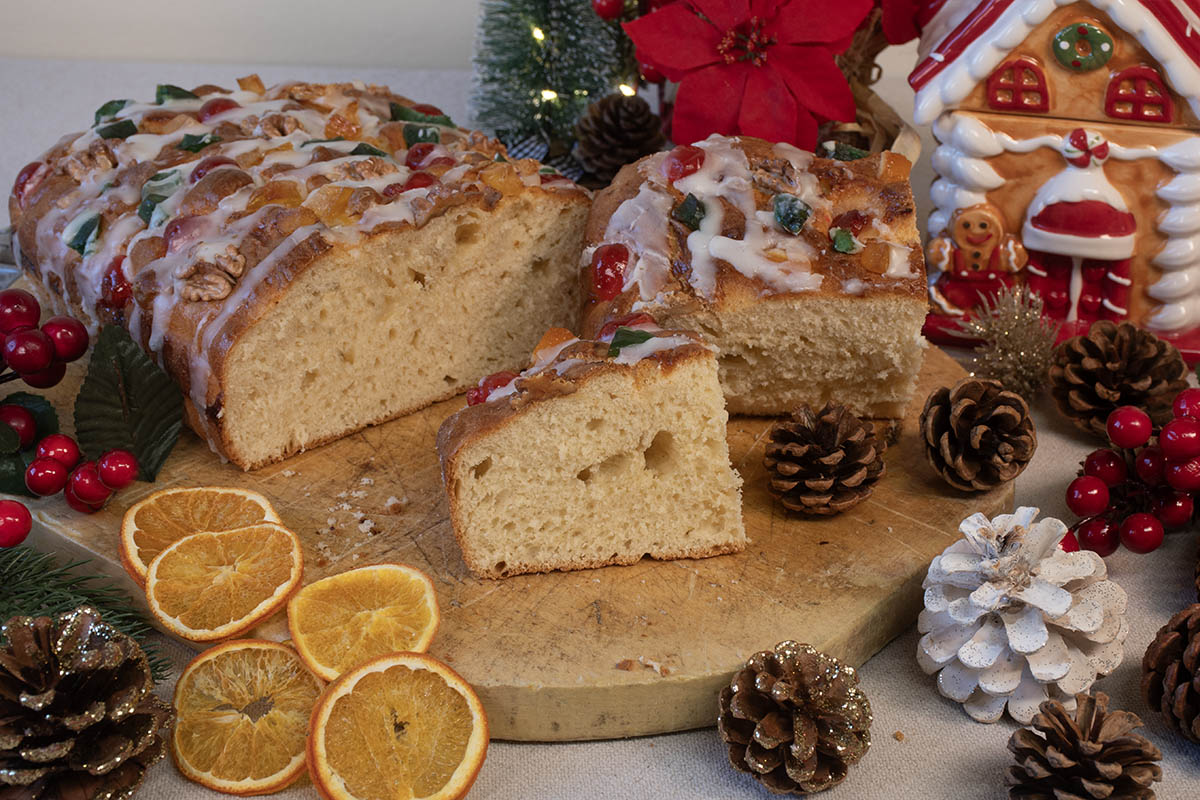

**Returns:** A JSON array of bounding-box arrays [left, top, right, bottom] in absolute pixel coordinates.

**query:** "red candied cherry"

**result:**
[[164, 215, 206, 254], [1119, 512, 1164, 554], [1135, 445, 1166, 486], [598, 312, 657, 340], [0, 288, 41, 335], [40, 315, 89, 362], [1174, 387, 1200, 420], [97, 449, 139, 490], [1065, 475, 1110, 517], [1074, 517, 1119, 557], [197, 97, 240, 123], [411, 103, 446, 117], [663, 145, 705, 182], [590, 243, 630, 301], [1151, 488, 1194, 530], [404, 143, 439, 170], [591, 0, 624, 20], [63, 485, 104, 514], [20, 362, 66, 389], [397, 172, 438, 195], [1160, 416, 1200, 461], [1106, 406, 1152, 449], [3, 328, 54, 374], [1082, 449, 1126, 487], [12, 161, 48, 209], [467, 371, 519, 406], [1059, 528, 1080, 552], [190, 155, 238, 183], [36, 433, 80, 469], [1166, 456, 1200, 491], [0, 405, 36, 449], [69, 461, 112, 505], [0, 499, 31, 547], [25, 457, 69, 496]]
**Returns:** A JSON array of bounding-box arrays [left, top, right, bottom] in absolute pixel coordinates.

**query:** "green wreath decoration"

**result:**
[[1053, 22, 1114, 71]]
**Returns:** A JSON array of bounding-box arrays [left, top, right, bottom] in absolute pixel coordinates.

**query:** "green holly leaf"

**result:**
[[178, 133, 221, 153], [73, 325, 184, 481], [0, 423, 19, 456], [95, 120, 138, 140], [389, 102, 454, 128], [1, 392, 58, 440], [607, 327, 654, 357], [156, 84, 198, 104], [0, 453, 28, 496]]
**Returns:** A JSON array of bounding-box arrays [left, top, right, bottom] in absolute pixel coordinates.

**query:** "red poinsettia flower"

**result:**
[[625, 0, 874, 149]]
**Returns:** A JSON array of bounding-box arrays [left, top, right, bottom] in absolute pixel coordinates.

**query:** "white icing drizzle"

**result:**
[[611, 334, 696, 365]]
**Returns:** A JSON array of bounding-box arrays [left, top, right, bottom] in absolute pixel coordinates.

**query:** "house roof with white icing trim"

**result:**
[[909, 0, 1200, 125]]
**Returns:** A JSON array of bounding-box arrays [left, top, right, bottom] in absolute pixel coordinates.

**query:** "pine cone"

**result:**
[[718, 642, 871, 795], [573, 94, 666, 184], [920, 378, 1036, 492], [0, 607, 173, 800], [1006, 692, 1163, 800], [764, 404, 885, 516], [919, 507, 1128, 724], [1141, 603, 1200, 744], [1049, 321, 1186, 439]]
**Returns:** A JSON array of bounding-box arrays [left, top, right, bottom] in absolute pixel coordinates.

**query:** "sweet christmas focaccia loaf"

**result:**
[[437, 323, 745, 579], [9, 76, 588, 469], [581, 134, 927, 419]]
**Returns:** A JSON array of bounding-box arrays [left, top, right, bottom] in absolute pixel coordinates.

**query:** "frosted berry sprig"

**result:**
[[0, 288, 89, 388], [1064, 390, 1200, 556]]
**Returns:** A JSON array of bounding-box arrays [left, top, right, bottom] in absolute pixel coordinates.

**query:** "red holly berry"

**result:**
[[1066, 475, 1110, 517], [1106, 406, 1152, 449], [0, 289, 41, 335], [1059, 529, 1080, 552], [40, 316, 89, 362], [663, 145, 705, 182], [0, 499, 31, 547], [467, 371, 519, 406], [0, 405, 36, 449], [20, 362, 66, 389], [100, 257, 133, 309], [63, 485, 103, 514], [1082, 449, 1126, 487], [190, 155, 238, 183], [592, 0, 625, 20], [1160, 416, 1200, 461], [3, 328, 54, 374], [1135, 446, 1166, 486], [68, 462, 112, 505], [1166, 456, 1200, 491], [1119, 512, 1164, 554], [1174, 387, 1200, 419], [1151, 489, 1193, 530], [196, 97, 241, 123], [36, 433, 80, 469], [1074, 517, 1119, 557], [598, 312, 657, 340], [25, 457, 69, 496], [591, 243, 630, 301], [97, 449, 139, 490]]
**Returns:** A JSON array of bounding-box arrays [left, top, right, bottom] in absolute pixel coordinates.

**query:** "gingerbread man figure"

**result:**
[[927, 203, 1028, 313]]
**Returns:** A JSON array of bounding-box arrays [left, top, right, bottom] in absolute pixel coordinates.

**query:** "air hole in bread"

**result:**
[[407, 268, 427, 287], [643, 431, 674, 474], [455, 222, 481, 245], [586, 418, 604, 431], [531, 257, 549, 274], [338, 349, 355, 365], [471, 457, 492, 480], [577, 467, 593, 483], [494, 561, 507, 574], [719, 353, 750, 370], [301, 369, 318, 389], [443, 375, 456, 386]]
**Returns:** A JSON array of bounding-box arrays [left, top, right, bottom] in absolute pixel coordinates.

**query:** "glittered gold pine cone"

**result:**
[[920, 378, 1036, 492], [1006, 692, 1162, 800], [1049, 321, 1186, 439], [0, 607, 173, 800], [1141, 603, 1200, 744], [763, 404, 885, 516], [573, 93, 666, 184], [718, 642, 871, 795]]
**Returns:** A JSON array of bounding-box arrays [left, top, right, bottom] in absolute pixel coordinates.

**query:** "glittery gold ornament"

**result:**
[[951, 285, 1059, 401], [717, 641, 871, 795], [0, 606, 173, 799]]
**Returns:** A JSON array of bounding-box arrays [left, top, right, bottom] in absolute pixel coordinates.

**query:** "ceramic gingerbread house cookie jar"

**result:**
[[910, 0, 1200, 357]]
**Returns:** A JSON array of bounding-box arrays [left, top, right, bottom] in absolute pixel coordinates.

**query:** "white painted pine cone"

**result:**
[[916, 507, 1128, 724]]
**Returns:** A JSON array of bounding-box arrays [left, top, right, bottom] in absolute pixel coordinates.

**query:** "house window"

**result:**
[[986, 58, 1050, 112], [1105, 66, 1173, 122]]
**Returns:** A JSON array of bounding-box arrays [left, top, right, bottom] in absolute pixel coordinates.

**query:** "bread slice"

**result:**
[[580, 134, 928, 419], [437, 325, 745, 578], [9, 77, 587, 468]]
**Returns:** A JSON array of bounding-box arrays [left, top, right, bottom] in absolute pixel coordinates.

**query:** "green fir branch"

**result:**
[[0, 546, 171, 680], [472, 0, 637, 148]]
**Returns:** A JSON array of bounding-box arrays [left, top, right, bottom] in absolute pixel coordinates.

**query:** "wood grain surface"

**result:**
[[18, 346, 1011, 741]]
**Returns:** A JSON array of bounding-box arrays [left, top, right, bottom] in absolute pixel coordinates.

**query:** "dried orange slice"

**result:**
[[121, 486, 281, 586], [287, 563, 439, 681], [146, 523, 302, 642], [308, 653, 488, 800], [172, 640, 324, 795]]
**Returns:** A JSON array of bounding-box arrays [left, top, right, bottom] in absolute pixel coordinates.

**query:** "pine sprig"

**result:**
[[0, 546, 170, 680], [950, 285, 1060, 401], [472, 0, 637, 149]]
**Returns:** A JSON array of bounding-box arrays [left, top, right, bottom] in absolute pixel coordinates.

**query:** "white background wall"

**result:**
[[0, 0, 485, 69]]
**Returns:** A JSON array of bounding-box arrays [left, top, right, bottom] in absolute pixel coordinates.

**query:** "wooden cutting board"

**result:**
[[19, 346, 1010, 741]]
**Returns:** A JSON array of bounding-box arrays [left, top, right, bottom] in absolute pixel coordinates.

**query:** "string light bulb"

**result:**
[[531, 26, 545, 41], [541, 89, 558, 101], [618, 84, 636, 97]]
